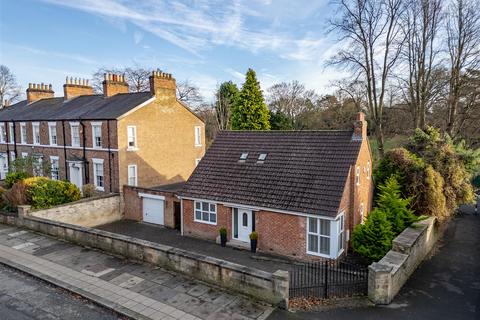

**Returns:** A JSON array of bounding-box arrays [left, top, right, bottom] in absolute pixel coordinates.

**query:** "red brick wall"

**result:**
[[182, 200, 232, 241], [0, 120, 120, 193], [123, 186, 177, 228]]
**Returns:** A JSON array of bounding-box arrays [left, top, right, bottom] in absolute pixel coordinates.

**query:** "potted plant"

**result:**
[[219, 227, 227, 247], [249, 231, 258, 253]]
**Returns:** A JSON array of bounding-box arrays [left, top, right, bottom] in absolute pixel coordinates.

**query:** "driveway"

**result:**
[[269, 210, 480, 320]]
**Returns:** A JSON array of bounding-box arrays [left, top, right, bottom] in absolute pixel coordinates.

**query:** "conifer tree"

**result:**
[[231, 68, 270, 130]]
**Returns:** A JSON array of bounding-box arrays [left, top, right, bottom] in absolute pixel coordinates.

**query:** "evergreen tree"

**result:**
[[215, 81, 239, 130], [269, 110, 293, 130], [376, 175, 419, 235], [231, 69, 270, 130], [352, 208, 395, 262]]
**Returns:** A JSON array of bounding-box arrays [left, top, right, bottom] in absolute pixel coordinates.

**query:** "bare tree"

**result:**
[[0, 65, 22, 108], [176, 80, 203, 107], [124, 66, 150, 92], [329, 0, 406, 157], [333, 78, 368, 111], [267, 81, 317, 129], [445, 0, 480, 136], [92, 67, 123, 93], [399, 0, 443, 130]]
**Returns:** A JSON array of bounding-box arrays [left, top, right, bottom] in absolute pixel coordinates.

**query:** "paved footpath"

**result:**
[[0, 223, 273, 320]]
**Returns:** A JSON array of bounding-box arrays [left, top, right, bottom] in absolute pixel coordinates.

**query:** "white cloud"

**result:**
[[6, 42, 96, 65], [133, 31, 144, 45]]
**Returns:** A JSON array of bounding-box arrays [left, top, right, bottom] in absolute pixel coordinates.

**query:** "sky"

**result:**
[[0, 0, 346, 102]]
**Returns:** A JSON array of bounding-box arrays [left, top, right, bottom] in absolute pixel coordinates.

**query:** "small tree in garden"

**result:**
[[352, 208, 395, 262], [376, 175, 419, 235]]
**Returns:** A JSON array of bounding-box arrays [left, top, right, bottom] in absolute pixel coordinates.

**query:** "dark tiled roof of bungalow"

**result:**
[[179, 130, 362, 217], [0, 92, 153, 121]]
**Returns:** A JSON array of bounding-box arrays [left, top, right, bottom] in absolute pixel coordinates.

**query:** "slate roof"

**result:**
[[179, 131, 362, 217], [0, 92, 153, 121]]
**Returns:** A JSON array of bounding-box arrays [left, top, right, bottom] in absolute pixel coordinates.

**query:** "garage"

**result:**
[[141, 193, 165, 225]]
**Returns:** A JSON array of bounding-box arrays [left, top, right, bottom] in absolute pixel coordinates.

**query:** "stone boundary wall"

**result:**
[[25, 194, 122, 228], [0, 213, 289, 307], [368, 217, 439, 304]]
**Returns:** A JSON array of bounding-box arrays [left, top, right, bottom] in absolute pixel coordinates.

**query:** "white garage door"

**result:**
[[143, 197, 165, 225]]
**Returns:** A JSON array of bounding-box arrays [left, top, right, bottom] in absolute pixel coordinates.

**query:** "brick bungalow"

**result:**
[[178, 113, 373, 260], [0, 71, 205, 196]]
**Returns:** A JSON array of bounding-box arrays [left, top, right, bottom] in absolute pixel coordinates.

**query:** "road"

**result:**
[[270, 210, 480, 320], [0, 264, 123, 320]]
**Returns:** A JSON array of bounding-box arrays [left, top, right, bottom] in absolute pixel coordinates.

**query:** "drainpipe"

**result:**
[[107, 120, 112, 193], [5, 122, 10, 168], [180, 198, 184, 236], [12, 121, 17, 158], [81, 119, 88, 184], [62, 120, 68, 181]]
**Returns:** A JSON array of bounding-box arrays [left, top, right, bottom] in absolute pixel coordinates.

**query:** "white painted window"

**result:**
[[50, 156, 59, 180], [32, 122, 40, 145], [0, 123, 6, 143], [127, 164, 137, 186], [91, 122, 102, 148], [20, 123, 27, 144], [10, 151, 15, 161], [194, 201, 217, 224], [338, 214, 345, 252], [92, 158, 104, 191], [70, 122, 80, 147], [8, 123, 14, 143], [33, 154, 43, 176], [194, 126, 202, 146], [195, 158, 201, 166], [360, 203, 365, 224], [307, 217, 331, 256], [127, 126, 137, 150], [356, 166, 360, 186], [21, 152, 28, 159], [366, 161, 371, 179], [48, 122, 57, 146]]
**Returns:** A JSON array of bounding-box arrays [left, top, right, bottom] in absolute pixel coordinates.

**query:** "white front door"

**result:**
[[68, 163, 83, 189], [143, 197, 165, 225], [234, 209, 252, 242], [0, 154, 7, 180]]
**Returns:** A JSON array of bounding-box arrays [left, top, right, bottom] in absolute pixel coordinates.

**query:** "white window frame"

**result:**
[[33, 154, 43, 176], [360, 203, 365, 224], [194, 126, 202, 147], [194, 200, 217, 225], [69, 122, 80, 147], [195, 158, 201, 166], [20, 123, 27, 144], [50, 156, 60, 180], [21, 152, 28, 159], [366, 161, 371, 180], [92, 158, 105, 191], [337, 214, 345, 254], [0, 123, 6, 143], [9, 151, 15, 161], [355, 166, 360, 186], [127, 164, 137, 186], [306, 212, 345, 259], [127, 126, 137, 150], [48, 122, 57, 146], [91, 122, 102, 149], [307, 217, 332, 258], [32, 122, 40, 145], [8, 123, 14, 143]]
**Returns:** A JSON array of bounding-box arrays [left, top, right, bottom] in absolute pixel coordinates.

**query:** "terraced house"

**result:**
[[0, 71, 205, 193]]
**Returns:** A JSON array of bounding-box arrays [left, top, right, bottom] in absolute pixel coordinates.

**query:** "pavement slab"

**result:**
[[0, 223, 273, 320]]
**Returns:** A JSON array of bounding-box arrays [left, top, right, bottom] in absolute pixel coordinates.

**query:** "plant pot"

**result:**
[[220, 234, 227, 247], [250, 239, 257, 253]]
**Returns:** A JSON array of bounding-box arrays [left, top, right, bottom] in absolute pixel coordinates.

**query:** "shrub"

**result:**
[[219, 227, 227, 236], [82, 184, 96, 198], [26, 179, 81, 209], [5, 172, 31, 188], [2, 182, 28, 210], [352, 208, 395, 262], [8, 156, 51, 178], [249, 231, 258, 240]]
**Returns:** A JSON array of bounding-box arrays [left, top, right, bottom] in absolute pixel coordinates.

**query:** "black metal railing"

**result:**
[[289, 259, 368, 299]]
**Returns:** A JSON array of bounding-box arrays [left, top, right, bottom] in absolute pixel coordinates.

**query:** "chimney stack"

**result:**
[[149, 69, 176, 100], [26, 83, 54, 103], [352, 112, 367, 141], [63, 76, 93, 100], [102, 73, 129, 97]]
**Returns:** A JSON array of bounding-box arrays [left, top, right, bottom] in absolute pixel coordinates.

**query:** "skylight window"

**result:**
[[258, 153, 267, 161], [240, 153, 249, 160]]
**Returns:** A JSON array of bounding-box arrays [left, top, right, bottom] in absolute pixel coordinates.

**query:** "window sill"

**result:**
[[95, 186, 105, 192], [127, 147, 139, 152], [306, 250, 332, 259], [194, 144, 202, 147], [194, 219, 217, 225]]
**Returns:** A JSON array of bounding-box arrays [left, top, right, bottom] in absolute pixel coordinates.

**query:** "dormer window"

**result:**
[[239, 152, 249, 162]]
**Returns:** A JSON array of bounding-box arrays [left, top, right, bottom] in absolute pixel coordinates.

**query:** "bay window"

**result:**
[[307, 213, 345, 258]]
